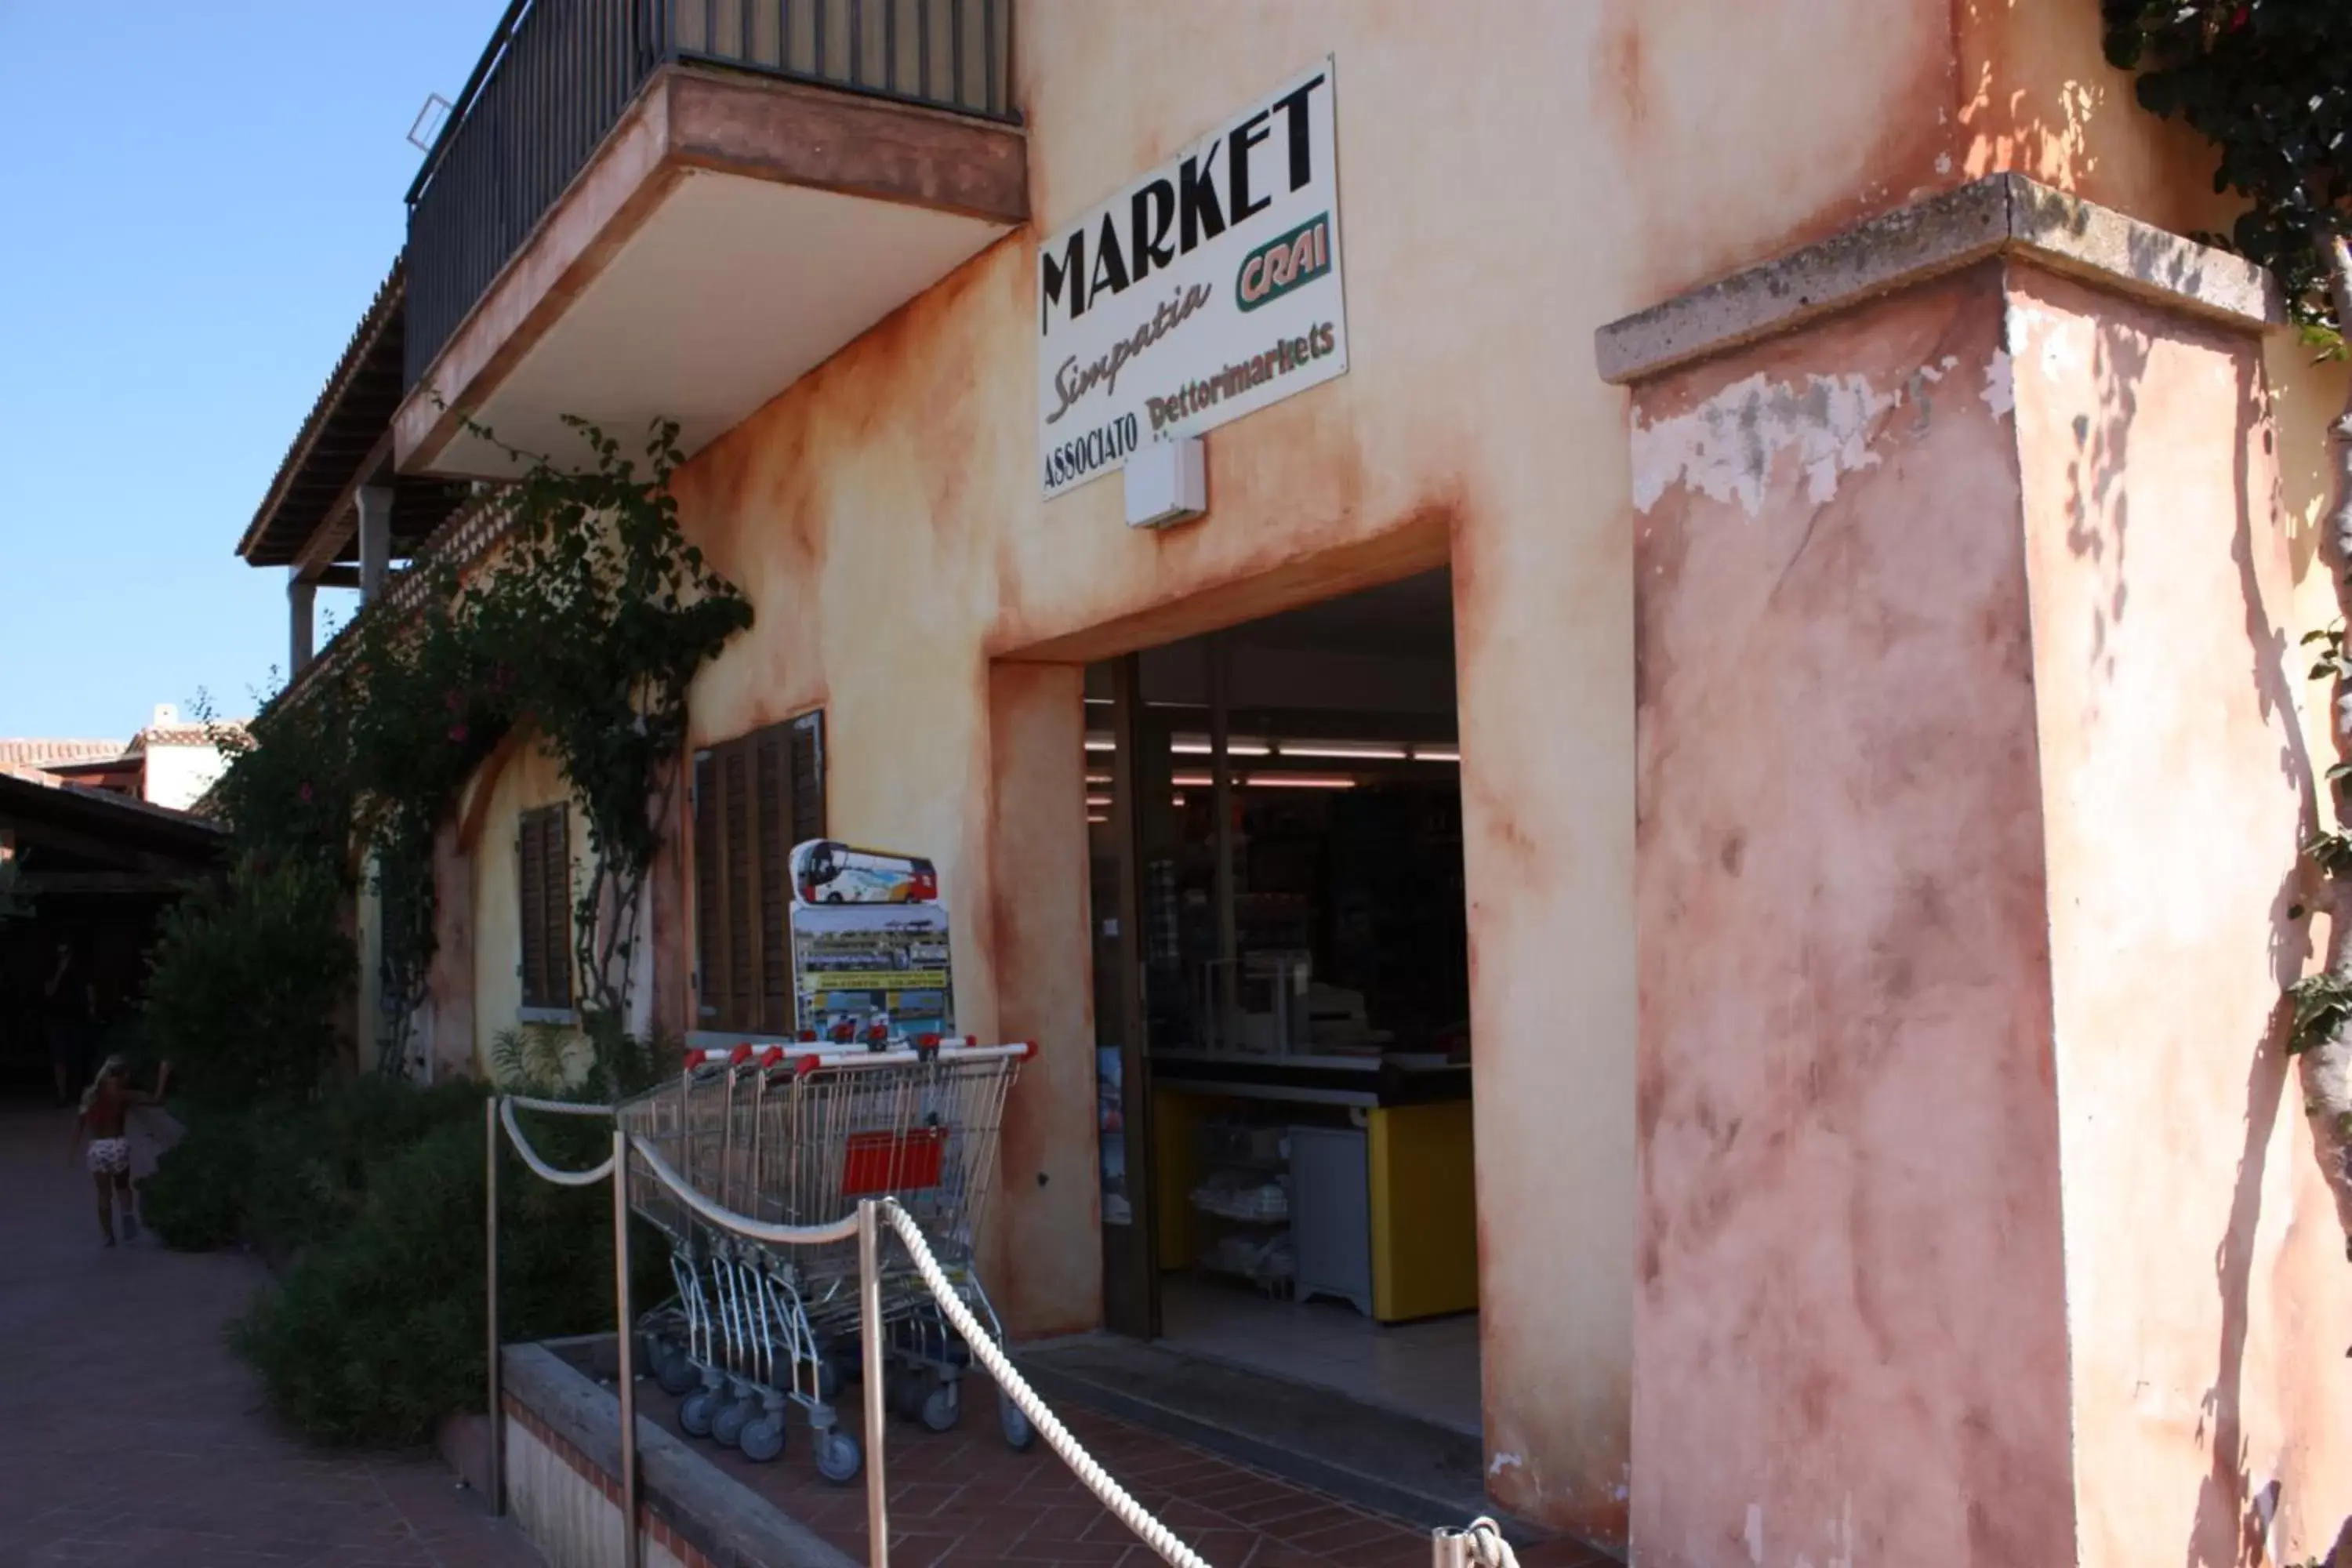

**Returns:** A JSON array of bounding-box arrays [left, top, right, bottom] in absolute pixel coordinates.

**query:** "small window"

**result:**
[[693, 711, 824, 1034], [517, 804, 573, 1014]]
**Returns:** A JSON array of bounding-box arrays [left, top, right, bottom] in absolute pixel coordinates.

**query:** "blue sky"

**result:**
[[0, 2, 503, 739]]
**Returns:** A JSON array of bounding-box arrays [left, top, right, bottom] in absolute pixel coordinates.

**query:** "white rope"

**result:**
[[555, 1133, 1211, 1567], [505, 1094, 615, 1116], [876, 1203, 1213, 1568], [1442, 1518, 1519, 1568], [499, 1098, 616, 1188], [630, 1137, 862, 1247]]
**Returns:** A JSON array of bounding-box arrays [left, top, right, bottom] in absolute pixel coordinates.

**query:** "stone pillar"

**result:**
[[1600, 175, 2350, 1566], [289, 570, 316, 676], [357, 485, 394, 603], [979, 660, 1103, 1338]]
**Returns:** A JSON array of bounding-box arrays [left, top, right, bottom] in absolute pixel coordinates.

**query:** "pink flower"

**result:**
[[298, 783, 314, 804], [448, 724, 470, 743]]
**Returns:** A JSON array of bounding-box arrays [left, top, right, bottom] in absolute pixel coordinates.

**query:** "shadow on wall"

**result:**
[[2058, 314, 2151, 720], [2196, 333, 2328, 1568]]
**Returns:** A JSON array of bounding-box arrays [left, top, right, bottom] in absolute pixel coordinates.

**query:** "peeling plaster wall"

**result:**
[[2010, 269, 2352, 1567], [420, 0, 2337, 1542], [1629, 269, 2077, 1567]]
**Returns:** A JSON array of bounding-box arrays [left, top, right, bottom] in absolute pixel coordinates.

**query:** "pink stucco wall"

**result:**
[[1630, 267, 2076, 1566], [1628, 249, 2352, 1565], [2011, 267, 2352, 1566]]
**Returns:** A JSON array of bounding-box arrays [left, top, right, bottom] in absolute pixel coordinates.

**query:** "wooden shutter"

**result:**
[[722, 745, 755, 1032], [692, 751, 719, 1022], [517, 804, 571, 1011], [789, 712, 826, 846], [543, 808, 572, 1009], [691, 711, 827, 1036], [755, 727, 790, 1035], [517, 810, 547, 1008]]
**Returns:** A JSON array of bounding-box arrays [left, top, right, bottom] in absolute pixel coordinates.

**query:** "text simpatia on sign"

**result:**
[[1038, 59, 1347, 500]]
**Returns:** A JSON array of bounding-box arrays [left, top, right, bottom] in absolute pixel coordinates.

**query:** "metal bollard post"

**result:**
[[858, 1199, 891, 1568], [612, 1130, 642, 1568], [485, 1096, 504, 1517]]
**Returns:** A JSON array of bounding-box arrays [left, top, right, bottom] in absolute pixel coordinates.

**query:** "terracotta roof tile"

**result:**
[[0, 739, 126, 768]]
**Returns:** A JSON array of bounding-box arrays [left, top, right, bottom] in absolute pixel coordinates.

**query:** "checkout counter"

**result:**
[[1150, 1044, 1476, 1324]]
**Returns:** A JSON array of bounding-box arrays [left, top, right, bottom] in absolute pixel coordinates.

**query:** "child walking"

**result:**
[[74, 1055, 169, 1246]]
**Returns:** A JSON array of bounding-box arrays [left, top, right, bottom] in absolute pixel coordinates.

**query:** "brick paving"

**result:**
[[649, 1374, 1615, 1567], [0, 1103, 541, 1568]]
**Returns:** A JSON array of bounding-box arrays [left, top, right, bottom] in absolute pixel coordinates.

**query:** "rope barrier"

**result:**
[[505, 1094, 616, 1116], [494, 1106, 1507, 1568], [628, 1138, 863, 1247], [875, 1203, 1214, 1568], [1432, 1518, 1520, 1568], [498, 1098, 616, 1187]]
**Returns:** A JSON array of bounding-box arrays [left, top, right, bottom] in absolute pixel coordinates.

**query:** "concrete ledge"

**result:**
[[504, 1337, 856, 1568], [1595, 172, 2285, 385]]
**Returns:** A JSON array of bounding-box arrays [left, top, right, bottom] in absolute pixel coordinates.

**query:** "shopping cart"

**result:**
[[619, 1032, 1035, 1482]]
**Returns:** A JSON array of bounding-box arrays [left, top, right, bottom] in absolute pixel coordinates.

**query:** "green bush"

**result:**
[[216, 1029, 671, 1445], [140, 1076, 489, 1258], [139, 1114, 251, 1252], [143, 855, 353, 1114], [241, 1076, 488, 1258], [233, 1098, 665, 1446]]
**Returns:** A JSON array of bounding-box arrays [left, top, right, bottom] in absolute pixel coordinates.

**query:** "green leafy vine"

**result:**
[[203, 416, 750, 1071]]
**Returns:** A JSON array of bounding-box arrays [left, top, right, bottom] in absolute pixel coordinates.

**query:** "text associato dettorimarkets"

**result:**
[[1036, 60, 1348, 500]]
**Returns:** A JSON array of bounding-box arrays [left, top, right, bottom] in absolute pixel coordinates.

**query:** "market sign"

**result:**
[[1038, 59, 1347, 500]]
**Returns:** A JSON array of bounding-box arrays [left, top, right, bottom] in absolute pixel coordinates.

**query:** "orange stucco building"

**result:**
[[237, 3, 2352, 1563]]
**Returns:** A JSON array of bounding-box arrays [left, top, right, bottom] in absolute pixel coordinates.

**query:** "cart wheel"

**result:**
[[816, 1429, 863, 1484], [815, 1355, 844, 1403], [679, 1388, 718, 1439], [1000, 1393, 1036, 1452], [920, 1381, 961, 1433], [889, 1367, 926, 1422], [739, 1414, 786, 1464], [657, 1350, 699, 1398], [712, 1393, 755, 1448]]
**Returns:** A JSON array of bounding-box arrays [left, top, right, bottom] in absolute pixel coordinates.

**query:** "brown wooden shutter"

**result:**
[[517, 810, 547, 1008], [789, 711, 826, 846], [721, 743, 755, 1033], [692, 751, 719, 1022], [755, 727, 790, 1035], [543, 808, 572, 1010], [689, 713, 826, 1036], [517, 804, 571, 1011]]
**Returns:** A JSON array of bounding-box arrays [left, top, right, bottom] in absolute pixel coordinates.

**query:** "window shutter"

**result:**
[[543, 808, 572, 1010], [517, 805, 572, 1012], [755, 727, 790, 1036], [692, 751, 719, 1020], [517, 813, 546, 1007], [722, 744, 755, 1033], [789, 712, 826, 845], [688, 712, 826, 1037]]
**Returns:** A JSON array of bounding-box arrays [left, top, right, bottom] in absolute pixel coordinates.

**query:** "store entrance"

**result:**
[[1086, 568, 1478, 1436]]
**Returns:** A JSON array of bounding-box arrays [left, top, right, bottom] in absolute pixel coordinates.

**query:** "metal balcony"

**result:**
[[404, 0, 1017, 391]]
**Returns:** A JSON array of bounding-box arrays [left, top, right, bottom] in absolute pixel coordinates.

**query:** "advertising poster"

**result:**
[[789, 902, 955, 1040]]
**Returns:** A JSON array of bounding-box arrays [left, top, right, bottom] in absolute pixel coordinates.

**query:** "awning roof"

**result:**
[[236, 257, 470, 570]]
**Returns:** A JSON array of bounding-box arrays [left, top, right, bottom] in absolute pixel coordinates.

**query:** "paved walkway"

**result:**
[[0, 1103, 540, 1568], [663, 1374, 1611, 1568], [0, 1094, 1607, 1568]]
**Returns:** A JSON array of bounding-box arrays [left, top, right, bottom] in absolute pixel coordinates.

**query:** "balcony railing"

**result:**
[[404, 0, 1017, 390]]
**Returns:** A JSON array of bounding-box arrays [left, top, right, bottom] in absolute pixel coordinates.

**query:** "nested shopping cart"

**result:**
[[619, 1033, 1035, 1482]]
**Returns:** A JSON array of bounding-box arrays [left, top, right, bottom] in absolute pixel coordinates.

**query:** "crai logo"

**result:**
[[1235, 214, 1330, 313]]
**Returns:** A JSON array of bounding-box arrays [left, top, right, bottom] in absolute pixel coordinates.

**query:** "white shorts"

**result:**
[[85, 1138, 129, 1176]]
